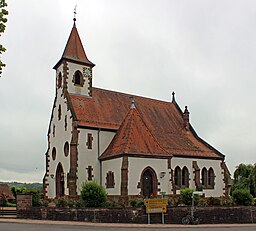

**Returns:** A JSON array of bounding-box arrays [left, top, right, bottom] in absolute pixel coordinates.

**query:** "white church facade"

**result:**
[[43, 20, 230, 199]]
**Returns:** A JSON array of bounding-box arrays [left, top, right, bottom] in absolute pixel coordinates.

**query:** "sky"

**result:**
[[0, 0, 255, 183]]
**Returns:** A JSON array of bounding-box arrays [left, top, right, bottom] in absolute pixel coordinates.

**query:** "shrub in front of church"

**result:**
[[205, 197, 222, 206], [232, 188, 254, 206], [180, 188, 199, 206], [80, 181, 107, 207]]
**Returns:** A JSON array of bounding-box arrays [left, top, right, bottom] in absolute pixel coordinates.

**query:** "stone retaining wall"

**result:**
[[17, 206, 256, 224]]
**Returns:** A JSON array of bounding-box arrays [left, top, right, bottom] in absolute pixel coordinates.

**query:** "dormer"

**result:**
[[53, 19, 95, 97]]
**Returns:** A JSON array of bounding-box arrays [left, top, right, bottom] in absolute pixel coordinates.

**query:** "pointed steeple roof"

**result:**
[[54, 22, 95, 69], [99, 103, 170, 161]]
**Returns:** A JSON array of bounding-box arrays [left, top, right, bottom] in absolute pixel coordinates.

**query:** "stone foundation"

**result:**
[[17, 206, 256, 224]]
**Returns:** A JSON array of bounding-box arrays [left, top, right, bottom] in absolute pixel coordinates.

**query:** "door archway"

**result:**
[[141, 167, 158, 198], [55, 163, 65, 197]]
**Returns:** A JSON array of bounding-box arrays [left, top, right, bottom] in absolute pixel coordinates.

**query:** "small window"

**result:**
[[52, 147, 56, 160], [86, 133, 93, 149], [58, 105, 61, 120], [106, 171, 115, 188], [73, 71, 83, 86], [53, 124, 56, 137], [64, 142, 69, 157], [64, 115, 67, 131], [174, 166, 181, 187], [86, 166, 94, 181], [57, 72, 62, 88]]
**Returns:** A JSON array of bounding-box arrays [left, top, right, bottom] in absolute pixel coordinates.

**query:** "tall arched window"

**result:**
[[174, 166, 181, 187], [208, 168, 215, 188], [182, 167, 189, 187], [201, 167, 207, 188]]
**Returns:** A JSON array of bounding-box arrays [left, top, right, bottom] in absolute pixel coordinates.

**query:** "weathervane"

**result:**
[[73, 5, 77, 23]]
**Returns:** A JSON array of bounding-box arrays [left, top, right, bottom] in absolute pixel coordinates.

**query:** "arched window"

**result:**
[[201, 167, 207, 187], [52, 147, 56, 160], [57, 72, 62, 88], [64, 142, 69, 157], [106, 171, 115, 188], [73, 71, 83, 86], [174, 166, 181, 187], [208, 168, 215, 188], [182, 167, 189, 187]]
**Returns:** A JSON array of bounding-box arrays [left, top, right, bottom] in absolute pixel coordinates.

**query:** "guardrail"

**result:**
[[0, 207, 17, 218]]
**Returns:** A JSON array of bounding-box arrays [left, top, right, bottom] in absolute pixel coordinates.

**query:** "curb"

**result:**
[[0, 219, 256, 228]]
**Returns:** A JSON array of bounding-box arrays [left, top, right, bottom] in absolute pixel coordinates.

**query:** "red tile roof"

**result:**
[[99, 105, 170, 160], [0, 184, 15, 200], [69, 88, 224, 159], [54, 24, 95, 68]]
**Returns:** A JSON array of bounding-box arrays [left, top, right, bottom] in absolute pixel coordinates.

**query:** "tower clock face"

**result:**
[[83, 67, 92, 78]]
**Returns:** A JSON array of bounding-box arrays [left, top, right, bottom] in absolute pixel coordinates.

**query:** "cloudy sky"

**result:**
[[0, 0, 255, 182]]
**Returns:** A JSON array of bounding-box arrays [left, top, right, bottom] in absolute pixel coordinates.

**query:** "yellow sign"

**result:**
[[144, 199, 168, 214], [144, 198, 168, 205], [146, 205, 167, 213]]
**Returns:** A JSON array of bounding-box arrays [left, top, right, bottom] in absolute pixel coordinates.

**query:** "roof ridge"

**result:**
[[92, 87, 173, 105]]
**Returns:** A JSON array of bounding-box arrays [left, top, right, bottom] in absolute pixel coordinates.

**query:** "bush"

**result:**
[[232, 188, 254, 206], [180, 188, 199, 206], [129, 200, 137, 207], [0, 195, 7, 207], [55, 198, 68, 208], [74, 199, 85, 208], [80, 181, 107, 207], [206, 197, 222, 206]]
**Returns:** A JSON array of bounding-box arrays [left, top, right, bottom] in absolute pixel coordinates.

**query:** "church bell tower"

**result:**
[[53, 17, 95, 97]]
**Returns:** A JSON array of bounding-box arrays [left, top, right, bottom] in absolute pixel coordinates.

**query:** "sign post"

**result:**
[[144, 198, 168, 224]]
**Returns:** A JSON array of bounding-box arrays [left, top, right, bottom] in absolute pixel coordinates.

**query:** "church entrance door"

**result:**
[[141, 167, 157, 198], [55, 163, 65, 197]]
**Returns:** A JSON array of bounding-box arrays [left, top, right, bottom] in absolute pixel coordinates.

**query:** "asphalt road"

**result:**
[[0, 222, 256, 231]]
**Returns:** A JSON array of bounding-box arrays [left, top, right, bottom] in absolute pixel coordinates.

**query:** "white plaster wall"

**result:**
[[128, 158, 170, 195], [171, 157, 224, 197], [46, 66, 73, 198], [77, 129, 116, 195], [101, 158, 122, 195], [66, 62, 91, 96]]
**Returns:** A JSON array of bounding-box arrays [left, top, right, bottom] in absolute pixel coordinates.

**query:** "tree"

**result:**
[[232, 188, 254, 206], [80, 181, 107, 207], [232, 163, 256, 197], [0, 0, 8, 76]]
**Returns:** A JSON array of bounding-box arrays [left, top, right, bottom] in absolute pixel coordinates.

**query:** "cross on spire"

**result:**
[[73, 5, 77, 25]]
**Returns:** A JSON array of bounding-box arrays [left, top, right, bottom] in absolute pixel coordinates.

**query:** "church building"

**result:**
[[43, 19, 230, 199]]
